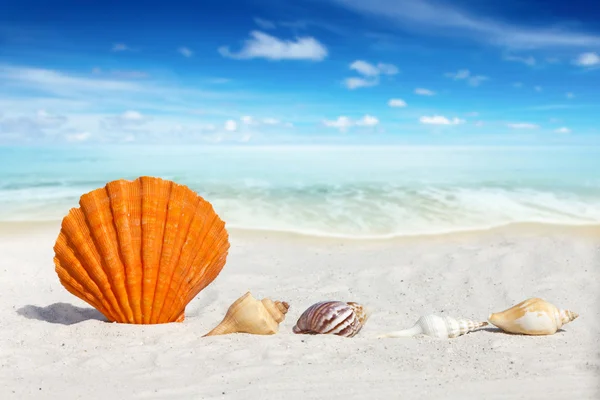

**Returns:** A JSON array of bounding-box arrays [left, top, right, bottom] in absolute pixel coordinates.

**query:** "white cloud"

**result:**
[[534, 86, 543, 92], [344, 77, 378, 89], [323, 116, 353, 131], [345, 60, 398, 90], [350, 60, 380, 76], [414, 88, 435, 96], [507, 122, 539, 129], [465, 111, 479, 117], [504, 54, 536, 66], [566, 92, 575, 99], [219, 31, 328, 61], [322, 115, 379, 131], [574, 52, 600, 66], [327, 0, 600, 48], [474, 121, 484, 127], [349, 60, 398, 76], [444, 69, 488, 86], [555, 127, 571, 133], [254, 18, 276, 30], [224, 120, 238, 131], [0, 109, 69, 141], [178, 47, 193, 57], [355, 115, 379, 126], [419, 115, 465, 125], [388, 98, 407, 107], [112, 43, 130, 52]]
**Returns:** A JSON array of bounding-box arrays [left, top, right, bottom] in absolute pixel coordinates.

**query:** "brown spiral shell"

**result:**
[[292, 301, 369, 338]]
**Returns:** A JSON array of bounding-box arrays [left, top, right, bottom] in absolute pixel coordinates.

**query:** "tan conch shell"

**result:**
[[53, 176, 229, 324], [203, 292, 289, 336], [488, 297, 578, 335], [379, 314, 488, 339], [292, 301, 370, 338]]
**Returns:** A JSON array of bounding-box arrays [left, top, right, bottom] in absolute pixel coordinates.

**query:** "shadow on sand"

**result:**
[[17, 303, 107, 325]]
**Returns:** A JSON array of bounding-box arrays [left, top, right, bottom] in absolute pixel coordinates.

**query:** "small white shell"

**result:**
[[293, 301, 369, 338], [379, 314, 488, 339]]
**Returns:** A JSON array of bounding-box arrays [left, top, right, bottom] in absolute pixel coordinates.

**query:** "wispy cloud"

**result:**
[[534, 86, 543, 92], [327, 0, 600, 48], [178, 47, 193, 57], [504, 54, 536, 66], [444, 69, 488, 86], [507, 122, 539, 129], [254, 17, 276, 30], [566, 92, 575, 99], [555, 127, 571, 133], [414, 88, 435, 96], [344, 77, 378, 89], [219, 31, 328, 61], [344, 60, 398, 89], [112, 43, 131, 52], [574, 52, 600, 66], [323, 115, 379, 131], [350, 60, 399, 76], [419, 115, 464, 125], [92, 68, 149, 79], [388, 98, 407, 107]]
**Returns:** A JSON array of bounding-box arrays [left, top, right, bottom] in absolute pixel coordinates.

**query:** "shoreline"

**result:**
[[1, 219, 598, 242]]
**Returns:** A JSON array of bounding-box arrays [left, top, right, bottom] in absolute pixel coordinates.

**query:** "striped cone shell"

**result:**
[[292, 301, 369, 338], [53, 176, 230, 324]]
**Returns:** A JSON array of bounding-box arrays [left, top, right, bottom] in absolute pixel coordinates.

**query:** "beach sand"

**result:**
[[0, 222, 598, 399]]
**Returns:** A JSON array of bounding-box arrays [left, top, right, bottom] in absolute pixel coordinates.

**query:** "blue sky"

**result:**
[[1, 0, 599, 145]]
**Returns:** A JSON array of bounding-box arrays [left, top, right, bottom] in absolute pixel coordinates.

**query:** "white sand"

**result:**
[[0, 222, 598, 399]]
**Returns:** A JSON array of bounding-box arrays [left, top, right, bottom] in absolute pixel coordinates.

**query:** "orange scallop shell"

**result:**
[[53, 176, 230, 324]]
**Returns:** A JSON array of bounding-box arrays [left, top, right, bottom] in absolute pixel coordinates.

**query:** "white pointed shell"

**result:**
[[292, 301, 369, 338], [379, 314, 488, 339], [488, 298, 578, 335]]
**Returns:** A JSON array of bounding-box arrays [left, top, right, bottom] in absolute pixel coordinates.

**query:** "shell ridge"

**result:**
[[54, 234, 115, 319], [182, 225, 230, 307], [55, 257, 113, 319], [166, 206, 222, 321], [180, 219, 226, 301], [140, 177, 171, 323], [157, 197, 207, 322], [106, 181, 139, 323], [149, 183, 188, 323], [152, 193, 201, 322], [106, 178, 144, 323], [82, 188, 134, 322], [64, 207, 126, 322], [146, 180, 173, 323]]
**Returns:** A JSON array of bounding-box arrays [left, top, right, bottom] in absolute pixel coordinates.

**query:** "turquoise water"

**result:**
[[1, 145, 599, 237]]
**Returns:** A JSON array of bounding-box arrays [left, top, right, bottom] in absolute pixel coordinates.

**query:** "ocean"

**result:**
[[1, 145, 599, 238]]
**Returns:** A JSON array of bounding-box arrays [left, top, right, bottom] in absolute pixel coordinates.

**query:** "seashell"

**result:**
[[292, 301, 369, 338], [378, 315, 488, 339], [203, 291, 289, 336], [488, 297, 578, 335], [53, 176, 230, 324]]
